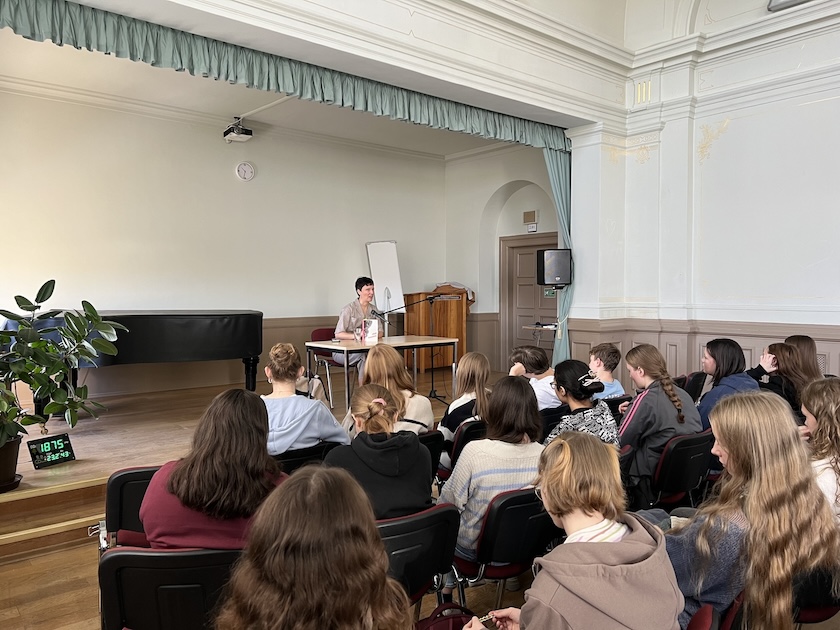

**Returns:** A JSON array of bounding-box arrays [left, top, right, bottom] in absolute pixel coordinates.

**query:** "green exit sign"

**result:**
[[543, 288, 556, 298]]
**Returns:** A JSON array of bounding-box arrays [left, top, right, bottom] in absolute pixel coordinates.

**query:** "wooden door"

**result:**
[[500, 233, 559, 370]]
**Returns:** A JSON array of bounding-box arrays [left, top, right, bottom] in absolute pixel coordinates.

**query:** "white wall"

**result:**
[[0, 91, 446, 318], [443, 147, 555, 313]]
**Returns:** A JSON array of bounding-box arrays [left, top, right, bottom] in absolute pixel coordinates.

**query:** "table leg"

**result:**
[[344, 349, 351, 412], [412, 349, 418, 388], [452, 341, 458, 395]]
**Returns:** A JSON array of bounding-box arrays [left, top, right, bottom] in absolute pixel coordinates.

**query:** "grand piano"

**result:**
[[5, 310, 264, 390]]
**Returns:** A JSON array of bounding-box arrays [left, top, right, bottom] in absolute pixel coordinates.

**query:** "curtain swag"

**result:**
[[0, 0, 570, 151]]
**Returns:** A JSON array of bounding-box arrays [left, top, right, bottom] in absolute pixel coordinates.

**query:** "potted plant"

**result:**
[[0, 280, 126, 492]]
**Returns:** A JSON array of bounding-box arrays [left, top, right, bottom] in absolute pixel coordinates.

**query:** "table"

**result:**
[[305, 335, 459, 411]]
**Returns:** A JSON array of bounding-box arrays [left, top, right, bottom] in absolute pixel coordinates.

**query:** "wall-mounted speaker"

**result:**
[[536, 249, 572, 286]]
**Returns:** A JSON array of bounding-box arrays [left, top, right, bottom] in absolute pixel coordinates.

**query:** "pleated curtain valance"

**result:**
[[0, 0, 570, 152]]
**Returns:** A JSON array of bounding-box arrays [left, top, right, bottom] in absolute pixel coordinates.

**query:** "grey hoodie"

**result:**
[[520, 513, 683, 629]]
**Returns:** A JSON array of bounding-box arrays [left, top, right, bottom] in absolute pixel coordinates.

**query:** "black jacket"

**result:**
[[324, 431, 433, 519]]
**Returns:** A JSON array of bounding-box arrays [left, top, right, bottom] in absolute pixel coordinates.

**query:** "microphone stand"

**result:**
[[373, 294, 457, 405]]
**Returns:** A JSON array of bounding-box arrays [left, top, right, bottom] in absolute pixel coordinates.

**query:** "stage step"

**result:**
[[0, 479, 105, 563]]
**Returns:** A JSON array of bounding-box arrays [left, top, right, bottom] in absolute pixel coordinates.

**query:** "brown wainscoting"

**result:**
[[568, 318, 840, 394], [466, 312, 502, 370]]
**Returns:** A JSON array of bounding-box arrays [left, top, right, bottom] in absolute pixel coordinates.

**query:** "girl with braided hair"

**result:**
[[325, 384, 433, 519], [618, 344, 701, 509]]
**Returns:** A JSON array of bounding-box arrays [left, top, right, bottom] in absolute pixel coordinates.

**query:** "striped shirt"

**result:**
[[564, 518, 630, 544], [438, 438, 544, 557]]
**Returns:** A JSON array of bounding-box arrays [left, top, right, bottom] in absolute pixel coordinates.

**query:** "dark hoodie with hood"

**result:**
[[520, 512, 684, 629], [324, 431, 433, 519]]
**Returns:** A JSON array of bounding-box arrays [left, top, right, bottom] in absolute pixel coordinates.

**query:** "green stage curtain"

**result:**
[[544, 148, 573, 364]]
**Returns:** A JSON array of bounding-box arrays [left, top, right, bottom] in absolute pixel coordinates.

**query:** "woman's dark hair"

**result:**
[[706, 338, 747, 385], [553, 359, 604, 401], [508, 345, 550, 374], [355, 276, 374, 292], [215, 466, 411, 630], [168, 389, 279, 519], [485, 376, 542, 444]]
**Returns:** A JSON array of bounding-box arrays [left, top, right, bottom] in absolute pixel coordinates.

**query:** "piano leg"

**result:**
[[243, 356, 259, 391]]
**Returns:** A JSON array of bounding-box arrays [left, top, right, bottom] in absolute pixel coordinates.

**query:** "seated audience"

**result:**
[[262, 342, 349, 456], [746, 342, 810, 421], [139, 389, 285, 549], [439, 351, 491, 470], [696, 338, 758, 430], [544, 360, 618, 446], [646, 391, 840, 629], [800, 378, 840, 522], [438, 376, 544, 598], [509, 345, 562, 410], [588, 342, 626, 399], [465, 432, 683, 630], [786, 334, 823, 382], [215, 466, 412, 630], [618, 344, 702, 509], [343, 343, 434, 436], [324, 384, 433, 519]]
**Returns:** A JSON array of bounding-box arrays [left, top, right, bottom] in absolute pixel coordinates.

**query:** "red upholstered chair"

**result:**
[[435, 420, 486, 490], [311, 327, 358, 408], [688, 605, 721, 630], [453, 488, 562, 609], [720, 592, 745, 630], [650, 429, 714, 508], [376, 503, 459, 615], [99, 546, 241, 630], [103, 466, 160, 550]]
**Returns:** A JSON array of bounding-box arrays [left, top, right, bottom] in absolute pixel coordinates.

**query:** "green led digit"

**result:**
[[43, 442, 51, 452]]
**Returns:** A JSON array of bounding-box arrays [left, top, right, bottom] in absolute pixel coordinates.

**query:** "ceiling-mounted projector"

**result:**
[[223, 118, 253, 143]]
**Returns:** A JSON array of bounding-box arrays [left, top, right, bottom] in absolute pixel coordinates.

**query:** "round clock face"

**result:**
[[235, 161, 255, 181]]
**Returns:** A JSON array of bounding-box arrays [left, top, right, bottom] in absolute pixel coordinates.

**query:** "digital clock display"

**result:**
[[27, 433, 76, 469]]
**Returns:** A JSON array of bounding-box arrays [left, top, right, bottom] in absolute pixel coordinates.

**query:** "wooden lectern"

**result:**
[[404, 286, 470, 372]]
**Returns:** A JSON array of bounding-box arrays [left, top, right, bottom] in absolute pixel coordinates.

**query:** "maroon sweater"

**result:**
[[139, 460, 285, 549]]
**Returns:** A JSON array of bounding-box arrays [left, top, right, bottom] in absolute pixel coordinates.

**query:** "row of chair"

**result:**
[[99, 464, 558, 629]]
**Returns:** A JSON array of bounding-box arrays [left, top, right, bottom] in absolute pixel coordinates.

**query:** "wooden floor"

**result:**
[[3, 371, 840, 629]]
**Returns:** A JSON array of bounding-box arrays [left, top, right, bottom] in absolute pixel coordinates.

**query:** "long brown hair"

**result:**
[[168, 389, 279, 519], [455, 352, 490, 419], [802, 378, 840, 500], [363, 344, 416, 418], [625, 344, 685, 423], [785, 335, 822, 383], [685, 392, 840, 629], [485, 376, 542, 444], [768, 342, 812, 403], [215, 466, 412, 630], [351, 384, 398, 435]]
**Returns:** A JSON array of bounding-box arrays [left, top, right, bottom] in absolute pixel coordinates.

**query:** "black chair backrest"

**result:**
[[684, 371, 707, 403], [273, 441, 342, 474], [673, 374, 688, 390], [450, 421, 487, 468], [377, 503, 460, 603], [418, 430, 445, 479], [652, 430, 714, 495], [794, 568, 840, 611], [605, 395, 633, 422], [538, 404, 571, 437], [475, 488, 561, 566], [99, 547, 242, 630], [105, 466, 161, 536]]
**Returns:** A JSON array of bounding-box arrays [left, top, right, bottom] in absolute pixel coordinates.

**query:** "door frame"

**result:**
[[499, 232, 559, 371]]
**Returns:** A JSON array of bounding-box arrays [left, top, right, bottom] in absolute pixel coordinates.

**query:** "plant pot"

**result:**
[[0, 435, 23, 493]]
